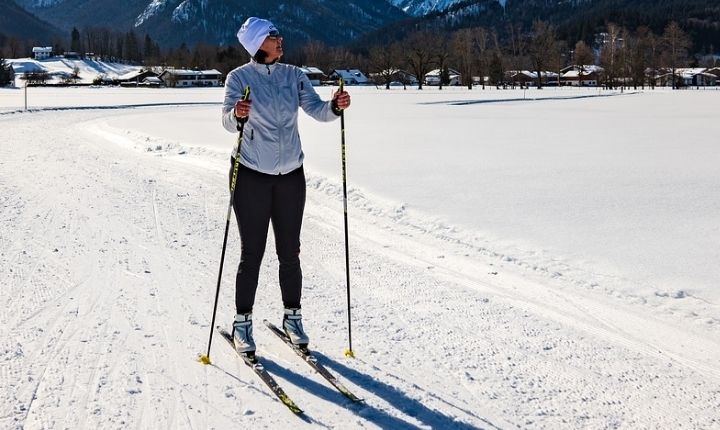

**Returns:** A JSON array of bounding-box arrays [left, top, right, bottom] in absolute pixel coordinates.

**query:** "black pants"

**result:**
[[230, 159, 306, 314]]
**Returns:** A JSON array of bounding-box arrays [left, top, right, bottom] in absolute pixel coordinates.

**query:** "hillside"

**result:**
[[6, 57, 141, 85], [0, 0, 63, 42], [367, 0, 720, 54]]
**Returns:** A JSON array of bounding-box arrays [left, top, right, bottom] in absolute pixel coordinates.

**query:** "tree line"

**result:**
[[2, 20, 718, 89]]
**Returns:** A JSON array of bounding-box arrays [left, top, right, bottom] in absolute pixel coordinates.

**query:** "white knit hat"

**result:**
[[236, 17, 278, 57]]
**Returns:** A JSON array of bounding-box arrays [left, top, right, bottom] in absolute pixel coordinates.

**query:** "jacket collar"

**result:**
[[250, 59, 278, 75]]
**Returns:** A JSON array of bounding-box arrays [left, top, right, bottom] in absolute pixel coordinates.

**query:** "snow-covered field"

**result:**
[[1, 85, 719, 429]]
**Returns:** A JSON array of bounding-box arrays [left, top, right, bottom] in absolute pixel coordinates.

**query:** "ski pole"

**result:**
[[199, 86, 251, 365], [338, 79, 355, 358]]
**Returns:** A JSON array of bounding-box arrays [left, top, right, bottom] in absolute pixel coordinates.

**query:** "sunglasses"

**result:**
[[267, 30, 282, 40]]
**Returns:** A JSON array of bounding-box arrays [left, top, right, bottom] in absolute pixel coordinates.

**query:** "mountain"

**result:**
[[13, 0, 409, 48], [0, 0, 63, 42], [369, 0, 720, 54], [387, 0, 507, 16], [387, 0, 468, 16]]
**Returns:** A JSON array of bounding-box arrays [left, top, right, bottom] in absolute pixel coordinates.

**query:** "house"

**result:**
[[368, 69, 418, 86], [677, 68, 717, 86], [116, 69, 159, 86], [425, 68, 461, 86], [328, 69, 369, 85], [505, 70, 559, 86], [653, 68, 718, 87], [299, 66, 325, 86], [32, 47, 53, 60], [142, 76, 163, 87], [159, 69, 223, 87], [505, 70, 534, 85], [561, 65, 603, 86]]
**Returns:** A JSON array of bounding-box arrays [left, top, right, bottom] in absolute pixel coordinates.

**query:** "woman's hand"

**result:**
[[332, 90, 351, 110], [235, 99, 252, 119]]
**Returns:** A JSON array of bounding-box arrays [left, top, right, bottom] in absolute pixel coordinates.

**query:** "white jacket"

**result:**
[[222, 60, 339, 175]]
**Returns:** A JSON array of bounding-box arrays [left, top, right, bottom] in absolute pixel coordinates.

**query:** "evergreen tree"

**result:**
[[71, 27, 81, 53], [0, 57, 13, 87]]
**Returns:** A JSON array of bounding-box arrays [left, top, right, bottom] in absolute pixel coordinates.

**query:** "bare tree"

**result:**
[[434, 34, 449, 90], [574, 40, 594, 68], [488, 30, 505, 86], [506, 22, 526, 88], [301, 40, 330, 72], [368, 44, 397, 89], [7, 37, 24, 59], [528, 20, 557, 88], [474, 27, 489, 89], [641, 29, 660, 88], [404, 31, 436, 90], [327, 46, 358, 74], [452, 28, 475, 90], [599, 23, 622, 88], [662, 21, 691, 89]]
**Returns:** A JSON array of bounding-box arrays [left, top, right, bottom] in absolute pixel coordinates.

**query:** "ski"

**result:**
[[217, 327, 304, 415], [263, 319, 363, 403]]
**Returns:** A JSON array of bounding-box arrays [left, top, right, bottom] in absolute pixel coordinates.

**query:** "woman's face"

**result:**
[[259, 31, 283, 63]]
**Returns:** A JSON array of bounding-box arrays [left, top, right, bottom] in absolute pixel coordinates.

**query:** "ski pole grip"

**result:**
[[237, 86, 251, 125]]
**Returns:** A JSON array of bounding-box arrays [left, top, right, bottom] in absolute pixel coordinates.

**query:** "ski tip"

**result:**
[[197, 354, 211, 365], [344, 348, 355, 359]]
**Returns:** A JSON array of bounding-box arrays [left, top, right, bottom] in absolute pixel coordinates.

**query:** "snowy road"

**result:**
[[1, 97, 719, 429]]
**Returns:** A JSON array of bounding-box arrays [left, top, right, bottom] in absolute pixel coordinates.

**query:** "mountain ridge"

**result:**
[[12, 0, 409, 48]]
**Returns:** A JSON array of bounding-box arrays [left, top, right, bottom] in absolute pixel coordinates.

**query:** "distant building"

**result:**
[[652, 67, 718, 87], [707, 67, 720, 79], [425, 68, 461, 86], [369, 69, 418, 86], [159, 69, 223, 87], [299, 66, 325, 86], [676, 68, 717, 86], [561, 65, 603, 86], [32, 47, 53, 60], [116, 69, 159, 86], [505, 70, 559, 86], [328, 69, 369, 85]]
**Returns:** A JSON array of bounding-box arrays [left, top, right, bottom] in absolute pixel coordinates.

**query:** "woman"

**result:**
[[221, 17, 351, 354]]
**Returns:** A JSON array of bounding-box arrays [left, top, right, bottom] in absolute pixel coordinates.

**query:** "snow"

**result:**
[[388, 0, 507, 15], [6, 58, 142, 85], [135, 0, 171, 27], [1, 85, 720, 429]]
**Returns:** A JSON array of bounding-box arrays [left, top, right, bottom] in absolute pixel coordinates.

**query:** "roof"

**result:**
[[32, 47, 53, 53], [561, 65, 604, 74], [426, 68, 461, 77], [509, 70, 559, 78], [331, 69, 367, 78], [675, 68, 707, 76], [116, 69, 157, 81], [300, 66, 324, 75], [562, 70, 599, 78], [163, 69, 222, 77]]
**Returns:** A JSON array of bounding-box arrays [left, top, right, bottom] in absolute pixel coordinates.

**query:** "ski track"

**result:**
[[1, 107, 720, 429]]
